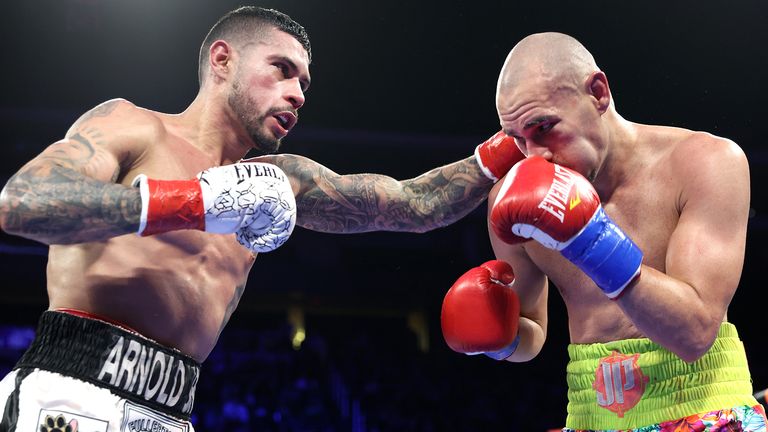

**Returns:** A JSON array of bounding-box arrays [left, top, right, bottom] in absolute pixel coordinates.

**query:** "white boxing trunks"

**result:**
[[0, 311, 201, 432]]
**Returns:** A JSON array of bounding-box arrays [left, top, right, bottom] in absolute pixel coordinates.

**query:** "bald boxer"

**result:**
[[441, 32, 766, 431], [0, 7, 523, 431]]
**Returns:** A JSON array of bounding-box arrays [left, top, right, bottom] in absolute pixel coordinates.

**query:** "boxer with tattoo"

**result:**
[[0, 7, 522, 431]]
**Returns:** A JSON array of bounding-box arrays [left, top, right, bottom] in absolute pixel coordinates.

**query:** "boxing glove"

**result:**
[[132, 162, 296, 253], [474, 131, 526, 182], [490, 156, 642, 298], [441, 260, 521, 360]]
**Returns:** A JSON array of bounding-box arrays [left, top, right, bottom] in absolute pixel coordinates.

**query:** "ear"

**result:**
[[586, 71, 610, 114], [209, 40, 234, 83]]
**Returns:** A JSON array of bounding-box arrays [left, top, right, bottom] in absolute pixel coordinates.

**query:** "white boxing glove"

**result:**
[[132, 162, 296, 253]]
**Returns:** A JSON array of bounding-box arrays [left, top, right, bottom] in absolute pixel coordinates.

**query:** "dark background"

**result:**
[[0, 0, 766, 430]]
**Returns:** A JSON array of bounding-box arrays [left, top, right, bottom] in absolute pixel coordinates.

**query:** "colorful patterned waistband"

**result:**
[[565, 323, 758, 430]]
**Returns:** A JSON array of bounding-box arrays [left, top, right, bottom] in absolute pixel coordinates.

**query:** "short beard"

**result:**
[[227, 81, 282, 154]]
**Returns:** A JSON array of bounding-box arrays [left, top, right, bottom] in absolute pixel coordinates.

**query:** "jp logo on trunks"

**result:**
[[593, 351, 649, 417]]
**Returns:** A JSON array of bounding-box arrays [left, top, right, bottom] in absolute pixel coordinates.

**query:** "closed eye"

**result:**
[[538, 122, 555, 134]]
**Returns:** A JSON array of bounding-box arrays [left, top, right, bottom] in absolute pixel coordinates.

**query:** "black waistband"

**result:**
[[16, 310, 200, 421]]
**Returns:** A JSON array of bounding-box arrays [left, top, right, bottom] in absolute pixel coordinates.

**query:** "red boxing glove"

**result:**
[[474, 131, 526, 182], [489, 156, 600, 247], [441, 260, 520, 360], [490, 156, 642, 298]]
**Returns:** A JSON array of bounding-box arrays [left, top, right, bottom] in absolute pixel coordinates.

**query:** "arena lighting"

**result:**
[[288, 306, 306, 350], [292, 328, 306, 350]]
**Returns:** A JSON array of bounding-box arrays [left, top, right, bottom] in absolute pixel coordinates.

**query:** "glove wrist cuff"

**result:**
[[132, 175, 205, 236], [560, 206, 643, 298], [474, 143, 500, 182], [484, 334, 521, 361]]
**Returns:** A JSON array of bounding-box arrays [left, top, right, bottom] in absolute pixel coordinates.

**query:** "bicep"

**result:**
[[488, 214, 549, 360], [665, 142, 749, 310]]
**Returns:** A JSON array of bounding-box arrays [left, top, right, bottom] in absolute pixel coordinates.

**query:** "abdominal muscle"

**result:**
[[45, 229, 255, 362]]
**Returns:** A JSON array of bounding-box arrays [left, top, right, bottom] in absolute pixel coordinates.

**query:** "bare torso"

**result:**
[[46, 111, 256, 362], [498, 124, 730, 344], [2, 96, 499, 362]]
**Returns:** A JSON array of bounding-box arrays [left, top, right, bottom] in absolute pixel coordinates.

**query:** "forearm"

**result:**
[[0, 165, 140, 244], [616, 265, 723, 362], [504, 315, 546, 363], [293, 155, 494, 234], [400, 156, 494, 232], [401, 130, 523, 230]]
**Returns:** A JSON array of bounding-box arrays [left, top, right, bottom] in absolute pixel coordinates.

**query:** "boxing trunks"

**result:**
[[0, 310, 200, 431], [563, 322, 766, 431]]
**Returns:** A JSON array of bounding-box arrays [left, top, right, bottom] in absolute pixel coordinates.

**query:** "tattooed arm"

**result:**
[[252, 153, 494, 233], [0, 99, 151, 244]]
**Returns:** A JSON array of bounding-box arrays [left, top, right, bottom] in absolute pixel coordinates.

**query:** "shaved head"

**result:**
[[494, 33, 614, 180], [498, 32, 599, 96]]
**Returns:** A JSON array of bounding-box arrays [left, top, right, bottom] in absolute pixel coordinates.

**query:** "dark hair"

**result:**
[[198, 6, 311, 84]]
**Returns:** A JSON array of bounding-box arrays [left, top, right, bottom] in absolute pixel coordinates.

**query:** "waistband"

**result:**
[[565, 322, 757, 430], [15, 310, 201, 421]]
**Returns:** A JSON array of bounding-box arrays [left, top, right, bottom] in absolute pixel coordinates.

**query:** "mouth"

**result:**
[[273, 111, 297, 132]]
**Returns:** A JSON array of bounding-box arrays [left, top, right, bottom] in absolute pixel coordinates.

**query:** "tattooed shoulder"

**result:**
[[68, 99, 126, 133]]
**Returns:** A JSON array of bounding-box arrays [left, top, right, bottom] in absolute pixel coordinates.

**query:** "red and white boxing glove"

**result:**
[[441, 260, 521, 360], [132, 162, 296, 253], [490, 156, 642, 298], [474, 131, 526, 182]]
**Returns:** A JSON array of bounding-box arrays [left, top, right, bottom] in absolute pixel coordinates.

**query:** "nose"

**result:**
[[525, 141, 553, 161], [285, 79, 305, 110]]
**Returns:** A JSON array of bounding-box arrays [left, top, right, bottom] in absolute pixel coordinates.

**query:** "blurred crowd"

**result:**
[[0, 314, 568, 431]]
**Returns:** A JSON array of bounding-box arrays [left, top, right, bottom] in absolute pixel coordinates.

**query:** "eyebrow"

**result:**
[[271, 55, 311, 92], [507, 115, 557, 137]]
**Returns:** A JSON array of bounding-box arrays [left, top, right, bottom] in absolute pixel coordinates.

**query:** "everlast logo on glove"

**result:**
[[98, 336, 199, 415], [233, 163, 287, 183], [537, 164, 579, 223]]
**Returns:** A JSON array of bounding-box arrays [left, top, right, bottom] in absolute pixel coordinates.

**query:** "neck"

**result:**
[[591, 111, 640, 199], [175, 89, 255, 166]]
